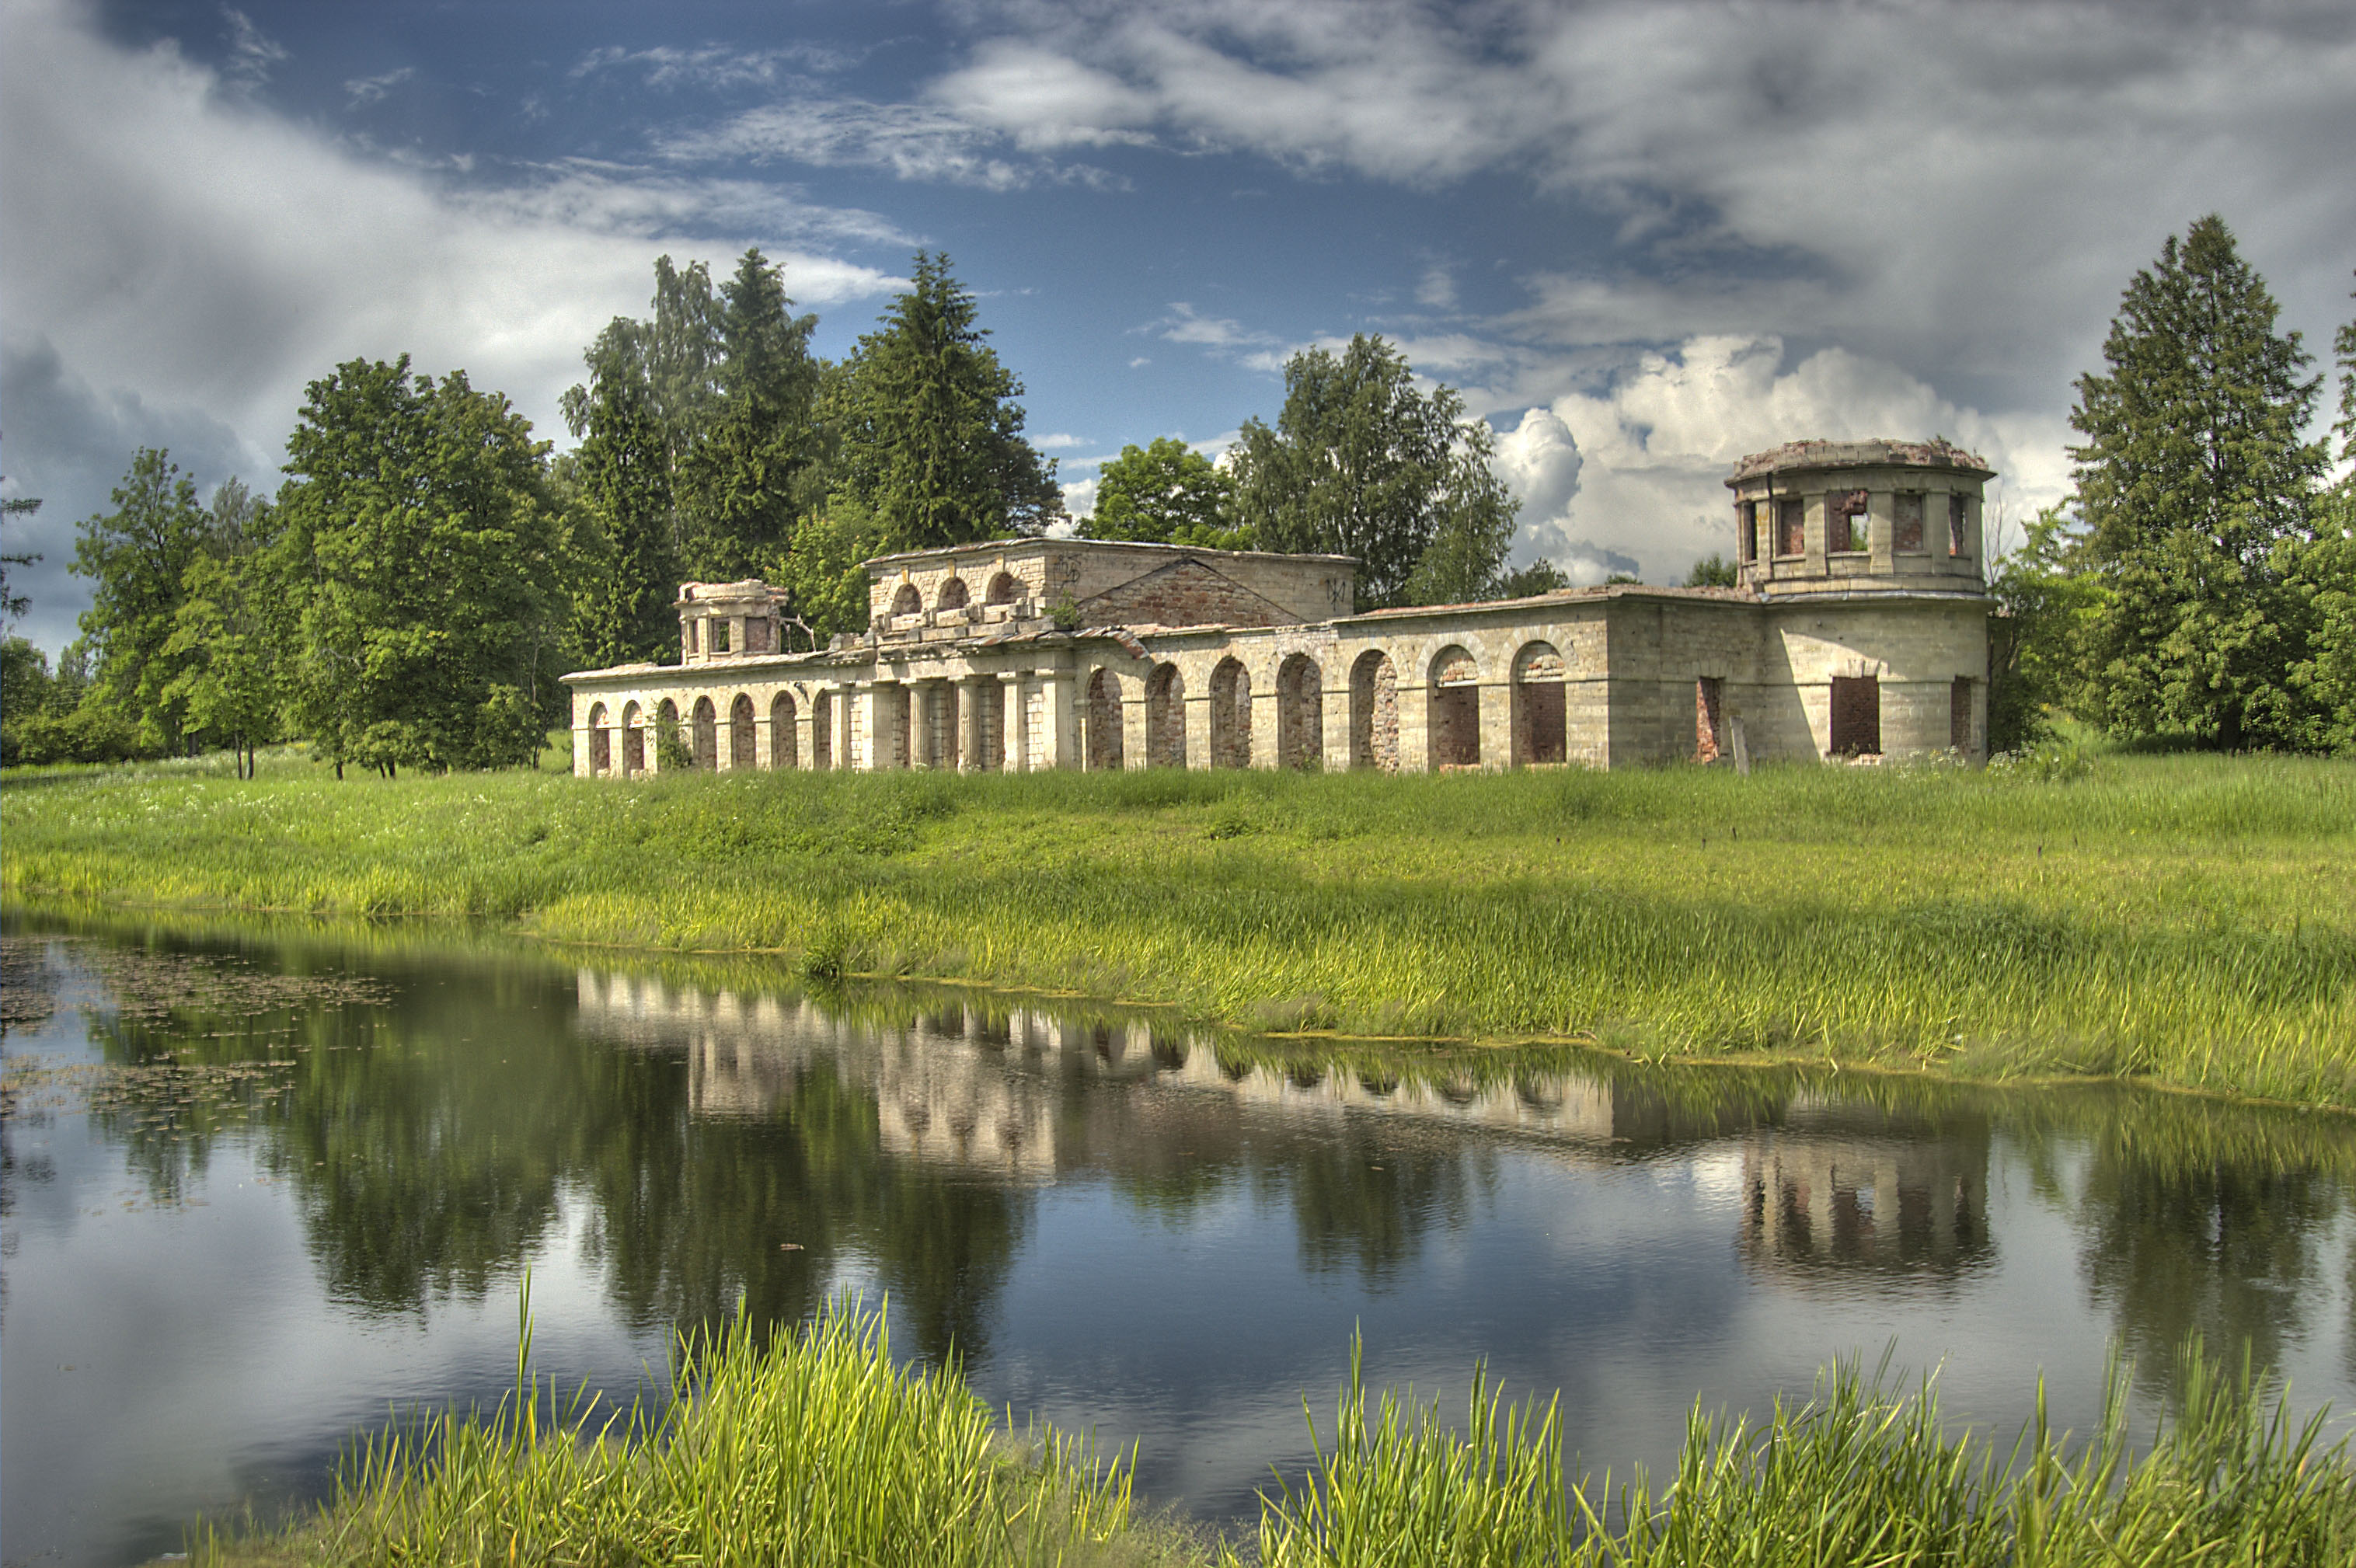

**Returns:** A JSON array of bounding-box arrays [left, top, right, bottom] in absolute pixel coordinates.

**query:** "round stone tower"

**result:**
[[1724, 438, 1993, 599]]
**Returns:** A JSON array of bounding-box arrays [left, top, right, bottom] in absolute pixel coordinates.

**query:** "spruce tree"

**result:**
[[826, 253, 1061, 549], [2067, 214, 2327, 747], [570, 351, 680, 669], [675, 249, 824, 580]]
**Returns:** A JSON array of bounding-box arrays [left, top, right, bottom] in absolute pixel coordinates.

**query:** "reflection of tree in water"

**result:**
[[1275, 1125, 1494, 1285], [2075, 1144, 2336, 1397]]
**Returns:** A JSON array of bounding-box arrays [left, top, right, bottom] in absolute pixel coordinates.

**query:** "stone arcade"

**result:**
[[566, 437, 1995, 777]]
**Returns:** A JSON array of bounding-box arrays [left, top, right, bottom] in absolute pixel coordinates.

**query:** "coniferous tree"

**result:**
[[826, 253, 1061, 549], [567, 338, 680, 669], [276, 357, 562, 774], [674, 249, 824, 579], [2066, 215, 2327, 747], [1230, 335, 1518, 611]]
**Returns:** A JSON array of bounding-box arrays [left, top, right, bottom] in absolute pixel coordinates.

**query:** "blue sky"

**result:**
[[5, 0, 2352, 653]]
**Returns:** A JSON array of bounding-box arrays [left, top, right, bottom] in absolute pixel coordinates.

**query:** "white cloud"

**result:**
[[1414, 263, 1456, 310], [342, 65, 413, 106], [0, 0, 897, 647], [1030, 431, 1089, 450], [572, 43, 856, 92], [658, 94, 1124, 191], [220, 6, 285, 92], [1485, 335, 2071, 586], [1060, 476, 1100, 517]]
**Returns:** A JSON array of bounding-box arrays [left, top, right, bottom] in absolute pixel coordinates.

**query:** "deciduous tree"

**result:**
[[71, 448, 214, 752], [1086, 437, 1248, 549], [276, 357, 562, 775], [1229, 335, 1518, 610]]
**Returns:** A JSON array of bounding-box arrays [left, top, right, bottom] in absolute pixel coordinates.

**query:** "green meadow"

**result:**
[[7, 747, 2353, 1107]]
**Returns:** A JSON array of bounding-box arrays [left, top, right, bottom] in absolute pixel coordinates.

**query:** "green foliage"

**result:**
[[1495, 559, 1569, 598], [567, 333, 681, 669], [1684, 552, 1737, 587], [1986, 507, 2108, 752], [275, 356, 564, 774], [1, 636, 138, 766], [827, 253, 1062, 552], [673, 249, 827, 580], [1087, 437, 1249, 549], [1230, 336, 1518, 611], [2065, 214, 2329, 749], [159, 549, 281, 779], [2285, 282, 2356, 753], [2, 490, 41, 625], [71, 447, 217, 752], [784, 500, 888, 643]]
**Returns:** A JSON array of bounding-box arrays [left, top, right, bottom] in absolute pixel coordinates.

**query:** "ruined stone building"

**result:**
[[566, 437, 1994, 777]]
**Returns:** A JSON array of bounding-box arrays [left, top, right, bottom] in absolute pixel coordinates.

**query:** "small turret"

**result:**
[[1724, 439, 1992, 598], [676, 580, 786, 664]]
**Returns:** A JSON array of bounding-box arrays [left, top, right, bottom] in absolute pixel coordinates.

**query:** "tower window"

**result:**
[[1950, 494, 1968, 557], [1894, 493, 1926, 552], [1830, 490, 1870, 553]]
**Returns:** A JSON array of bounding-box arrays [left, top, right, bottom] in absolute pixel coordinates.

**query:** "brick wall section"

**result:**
[[1081, 559, 1301, 629], [1276, 655, 1324, 768], [1350, 651, 1399, 771]]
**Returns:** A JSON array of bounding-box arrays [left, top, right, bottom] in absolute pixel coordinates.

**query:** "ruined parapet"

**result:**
[[677, 580, 789, 665], [1725, 439, 1993, 600]]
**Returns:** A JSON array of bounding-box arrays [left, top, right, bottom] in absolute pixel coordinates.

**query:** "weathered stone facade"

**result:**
[[566, 439, 1995, 777]]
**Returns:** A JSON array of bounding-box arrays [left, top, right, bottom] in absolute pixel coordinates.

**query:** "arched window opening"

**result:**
[[810, 689, 834, 770], [985, 571, 1020, 605], [937, 577, 971, 612], [730, 693, 757, 770], [1086, 668, 1125, 771], [1276, 653, 1323, 769], [1348, 650, 1399, 772], [1511, 642, 1566, 767], [1429, 646, 1479, 769], [587, 703, 612, 775], [772, 692, 799, 770], [621, 702, 644, 775], [1145, 664, 1186, 768], [692, 697, 719, 770], [1208, 657, 1251, 768], [890, 582, 922, 617]]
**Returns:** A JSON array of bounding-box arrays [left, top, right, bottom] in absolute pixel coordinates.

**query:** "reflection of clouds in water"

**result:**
[[1685, 1146, 1745, 1210]]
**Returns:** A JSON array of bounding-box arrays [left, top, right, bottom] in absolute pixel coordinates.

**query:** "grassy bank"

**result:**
[[7, 749, 2354, 1104], [196, 1302, 2356, 1567]]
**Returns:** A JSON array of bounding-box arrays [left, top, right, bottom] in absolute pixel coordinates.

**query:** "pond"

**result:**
[[7, 908, 2356, 1565]]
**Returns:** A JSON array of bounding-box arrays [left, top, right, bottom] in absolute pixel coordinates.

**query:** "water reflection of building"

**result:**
[[1738, 1097, 1994, 1288], [568, 970, 1737, 1172]]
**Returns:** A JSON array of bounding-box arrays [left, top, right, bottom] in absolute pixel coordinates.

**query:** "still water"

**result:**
[[8, 909, 2356, 1566]]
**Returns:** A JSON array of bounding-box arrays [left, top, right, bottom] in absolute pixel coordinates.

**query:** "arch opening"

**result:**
[[1511, 642, 1566, 767], [1208, 657, 1251, 768], [730, 693, 757, 770], [621, 701, 644, 776], [771, 692, 799, 770], [1429, 646, 1479, 769], [1276, 653, 1323, 769], [890, 582, 922, 617], [1145, 664, 1186, 768], [1349, 650, 1399, 772], [692, 697, 719, 770], [985, 571, 1020, 605], [1086, 668, 1125, 771], [811, 689, 833, 771], [587, 702, 612, 775], [936, 577, 971, 612]]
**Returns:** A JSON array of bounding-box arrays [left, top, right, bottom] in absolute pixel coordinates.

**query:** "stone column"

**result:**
[[751, 709, 772, 771], [571, 723, 593, 779], [1121, 674, 1148, 770], [797, 695, 819, 771], [1320, 671, 1351, 770], [1184, 677, 1213, 770], [961, 674, 991, 772], [835, 683, 857, 772], [1040, 667, 1078, 771], [1396, 678, 1431, 773], [1478, 681, 1511, 771], [999, 672, 1026, 772], [1248, 674, 1279, 770]]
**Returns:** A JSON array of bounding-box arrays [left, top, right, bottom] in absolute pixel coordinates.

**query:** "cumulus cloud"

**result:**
[[1486, 335, 2071, 586], [0, 0, 897, 645], [907, 0, 2355, 409]]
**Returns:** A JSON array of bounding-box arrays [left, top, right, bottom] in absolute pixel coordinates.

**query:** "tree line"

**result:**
[[5, 221, 2349, 772], [1993, 216, 2356, 755], [3, 250, 1533, 772]]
